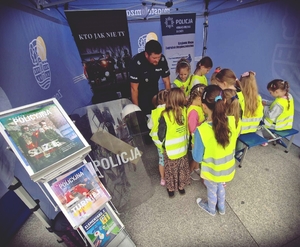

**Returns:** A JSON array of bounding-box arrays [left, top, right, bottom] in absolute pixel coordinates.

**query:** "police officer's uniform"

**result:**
[[129, 52, 170, 115]]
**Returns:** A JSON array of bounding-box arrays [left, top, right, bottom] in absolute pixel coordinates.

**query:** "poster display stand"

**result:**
[[1, 99, 136, 247], [8, 176, 65, 245]]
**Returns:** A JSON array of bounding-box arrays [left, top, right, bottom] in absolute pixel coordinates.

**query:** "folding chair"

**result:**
[[263, 127, 299, 153], [235, 132, 268, 168]]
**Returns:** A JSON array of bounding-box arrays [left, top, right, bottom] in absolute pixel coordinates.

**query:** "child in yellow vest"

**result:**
[[259, 80, 294, 141], [223, 89, 241, 129], [214, 68, 245, 121], [188, 56, 213, 92], [263, 79, 294, 129], [193, 85, 241, 216], [222, 89, 242, 172], [148, 89, 169, 186], [173, 58, 192, 97], [186, 83, 206, 180], [158, 88, 190, 198], [239, 71, 264, 133], [238, 71, 265, 146]]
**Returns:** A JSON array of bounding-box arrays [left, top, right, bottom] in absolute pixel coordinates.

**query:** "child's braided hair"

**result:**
[[187, 83, 206, 108], [267, 79, 290, 110]]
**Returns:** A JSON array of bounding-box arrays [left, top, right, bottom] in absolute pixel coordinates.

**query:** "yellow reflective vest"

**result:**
[[187, 105, 206, 127], [173, 75, 191, 97], [197, 116, 240, 183], [187, 105, 206, 145], [163, 107, 189, 160], [149, 105, 165, 151], [186, 74, 208, 96], [264, 95, 294, 130], [237, 91, 245, 114], [241, 95, 264, 134]]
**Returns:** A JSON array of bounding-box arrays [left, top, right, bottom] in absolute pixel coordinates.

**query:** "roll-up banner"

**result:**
[[160, 13, 196, 84], [65, 10, 132, 103]]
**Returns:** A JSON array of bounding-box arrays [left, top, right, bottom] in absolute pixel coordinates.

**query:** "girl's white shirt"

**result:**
[[263, 93, 293, 121]]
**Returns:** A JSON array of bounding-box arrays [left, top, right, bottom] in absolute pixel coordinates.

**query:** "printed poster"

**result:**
[[0, 99, 88, 178], [160, 13, 196, 83], [80, 204, 123, 247], [65, 10, 132, 101], [46, 162, 111, 228]]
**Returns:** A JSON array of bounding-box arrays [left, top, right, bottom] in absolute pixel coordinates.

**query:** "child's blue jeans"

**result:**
[[204, 179, 226, 212]]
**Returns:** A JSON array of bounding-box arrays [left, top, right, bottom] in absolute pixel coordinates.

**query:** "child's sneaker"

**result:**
[[218, 208, 225, 215], [194, 168, 200, 175], [235, 151, 243, 159], [196, 198, 216, 216], [190, 171, 200, 181], [261, 142, 268, 147], [160, 178, 166, 186]]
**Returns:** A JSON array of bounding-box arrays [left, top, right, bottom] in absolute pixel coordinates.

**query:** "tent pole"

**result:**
[[202, 0, 209, 57]]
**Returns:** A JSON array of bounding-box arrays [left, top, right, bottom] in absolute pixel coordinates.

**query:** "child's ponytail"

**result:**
[[202, 85, 231, 148]]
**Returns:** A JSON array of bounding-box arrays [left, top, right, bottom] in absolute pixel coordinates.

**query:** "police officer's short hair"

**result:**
[[145, 40, 162, 55]]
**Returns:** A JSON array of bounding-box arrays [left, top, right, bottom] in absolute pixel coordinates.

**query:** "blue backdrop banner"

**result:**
[[0, 4, 92, 114], [160, 13, 196, 83]]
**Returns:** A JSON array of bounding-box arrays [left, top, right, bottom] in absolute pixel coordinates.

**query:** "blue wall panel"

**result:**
[[0, 4, 93, 113]]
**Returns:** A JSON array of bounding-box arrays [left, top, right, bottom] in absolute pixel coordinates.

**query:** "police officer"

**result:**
[[130, 40, 171, 115]]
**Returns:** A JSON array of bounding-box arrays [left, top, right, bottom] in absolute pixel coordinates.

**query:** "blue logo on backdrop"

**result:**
[[161, 14, 196, 36], [137, 32, 159, 53], [165, 16, 174, 29], [29, 36, 51, 90]]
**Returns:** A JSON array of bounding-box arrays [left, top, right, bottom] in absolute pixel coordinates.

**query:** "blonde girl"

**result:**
[[186, 84, 206, 180], [239, 71, 264, 134], [158, 88, 190, 198], [173, 58, 192, 96], [148, 89, 169, 186]]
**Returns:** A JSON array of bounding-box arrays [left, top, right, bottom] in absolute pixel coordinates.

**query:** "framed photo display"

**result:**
[[0, 98, 91, 182]]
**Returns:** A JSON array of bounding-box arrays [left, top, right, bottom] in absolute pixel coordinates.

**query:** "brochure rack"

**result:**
[[1, 99, 136, 247], [8, 176, 65, 244]]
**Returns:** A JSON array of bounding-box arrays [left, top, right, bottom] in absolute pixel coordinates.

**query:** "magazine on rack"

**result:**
[[80, 203, 124, 247], [45, 162, 112, 228], [0, 98, 91, 182]]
